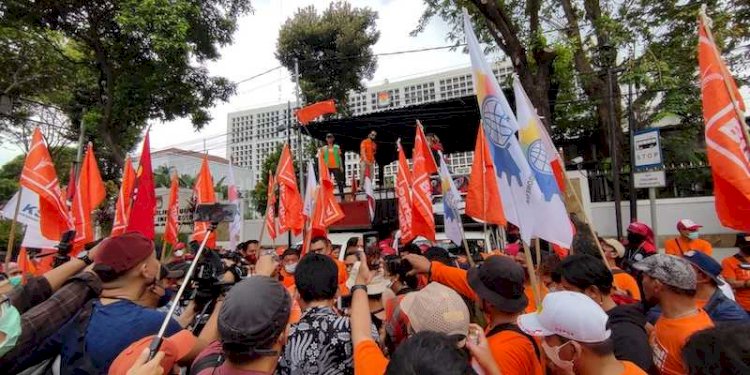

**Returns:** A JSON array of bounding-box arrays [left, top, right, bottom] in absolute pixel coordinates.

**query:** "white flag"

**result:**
[[438, 152, 464, 246], [464, 10, 572, 247], [364, 177, 375, 222], [302, 160, 317, 218], [1, 188, 60, 248], [227, 161, 242, 250]]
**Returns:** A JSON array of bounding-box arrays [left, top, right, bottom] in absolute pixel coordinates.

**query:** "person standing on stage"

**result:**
[[360, 130, 377, 188], [321, 133, 345, 196]]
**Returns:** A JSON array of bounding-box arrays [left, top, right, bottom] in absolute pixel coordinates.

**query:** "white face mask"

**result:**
[[284, 263, 298, 274], [541, 340, 577, 374]]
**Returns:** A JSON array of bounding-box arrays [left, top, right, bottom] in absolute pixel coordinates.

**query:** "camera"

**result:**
[[193, 203, 238, 223]]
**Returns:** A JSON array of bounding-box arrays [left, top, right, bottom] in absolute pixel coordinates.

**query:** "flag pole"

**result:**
[[521, 240, 542, 311], [258, 215, 267, 245], [4, 189, 23, 269]]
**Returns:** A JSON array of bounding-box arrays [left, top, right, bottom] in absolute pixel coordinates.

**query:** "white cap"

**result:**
[[517, 291, 611, 343], [677, 219, 702, 231]]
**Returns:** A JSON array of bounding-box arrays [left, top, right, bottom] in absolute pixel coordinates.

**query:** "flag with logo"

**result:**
[[227, 161, 242, 249], [698, 14, 750, 231], [465, 125, 506, 226], [264, 173, 278, 240], [192, 155, 217, 248], [164, 171, 180, 247], [19, 128, 73, 241], [71, 143, 106, 249], [438, 151, 464, 246], [364, 174, 375, 222], [111, 157, 135, 237], [395, 139, 414, 244], [276, 144, 304, 235], [311, 152, 345, 235], [464, 10, 572, 247], [127, 132, 157, 239], [513, 76, 573, 246], [411, 122, 436, 241]]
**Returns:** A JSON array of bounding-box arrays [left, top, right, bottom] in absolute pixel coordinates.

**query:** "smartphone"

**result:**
[[468, 326, 480, 345], [261, 248, 280, 263], [193, 203, 238, 223]]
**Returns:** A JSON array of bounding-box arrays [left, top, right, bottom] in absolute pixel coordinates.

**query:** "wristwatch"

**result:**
[[77, 250, 93, 265], [350, 284, 368, 294]]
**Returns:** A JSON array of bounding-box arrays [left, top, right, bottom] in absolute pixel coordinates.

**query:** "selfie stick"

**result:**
[[148, 222, 217, 359]]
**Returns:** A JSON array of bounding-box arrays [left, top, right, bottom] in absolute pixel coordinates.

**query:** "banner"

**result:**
[[1, 188, 58, 249]]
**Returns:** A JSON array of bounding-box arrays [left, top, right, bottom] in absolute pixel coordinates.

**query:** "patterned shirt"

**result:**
[[278, 306, 378, 375]]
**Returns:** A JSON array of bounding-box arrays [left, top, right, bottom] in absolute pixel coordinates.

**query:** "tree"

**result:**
[[1, 0, 253, 180], [276, 1, 379, 112], [0, 146, 77, 203], [251, 145, 283, 216]]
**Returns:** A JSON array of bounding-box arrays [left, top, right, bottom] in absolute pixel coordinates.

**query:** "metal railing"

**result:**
[[585, 162, 712, 202]]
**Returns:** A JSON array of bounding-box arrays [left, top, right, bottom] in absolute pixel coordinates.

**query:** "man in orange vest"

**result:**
[[321, 133, 345, 196], [665, 219, 713, 257], [359, 130, 377, 188]]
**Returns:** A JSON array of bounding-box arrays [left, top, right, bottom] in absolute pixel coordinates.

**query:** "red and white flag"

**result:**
[[71, 143, 106, 249], [411, 122, 436, 241], [311, 152, 345, 235], [698, 14, 750, 231], [163, 171, 180, 247], [20, 128, 73, 241], [395, 139, 414, 244], [111, 157, 135, 237], [364, 175, 375, 222]]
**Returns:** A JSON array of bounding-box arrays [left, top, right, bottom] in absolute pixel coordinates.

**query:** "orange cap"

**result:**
[[108, 330, 197, 375]]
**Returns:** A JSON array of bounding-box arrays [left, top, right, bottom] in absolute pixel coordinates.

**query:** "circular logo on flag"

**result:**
[[482, 97, 513, 148], [527, 140, 552, 174]]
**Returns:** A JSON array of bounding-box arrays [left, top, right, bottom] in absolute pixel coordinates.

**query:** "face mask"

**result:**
[[284, 263, 297, 274], [0, 303, 22, 357], [541, 340, 576, 374], [247, 255, 257, 264], [626, 232, 644, 247], [386, 278, 395, 289], [687, 231, 699, 240], [8, 276, 21, 287]]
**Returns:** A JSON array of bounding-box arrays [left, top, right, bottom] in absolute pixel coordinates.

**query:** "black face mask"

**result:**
[[506, 233, 520, 243], [627, 232, 644, 247]]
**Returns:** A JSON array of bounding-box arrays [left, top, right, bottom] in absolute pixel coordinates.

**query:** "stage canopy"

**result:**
[[305, 95, 482, 166]]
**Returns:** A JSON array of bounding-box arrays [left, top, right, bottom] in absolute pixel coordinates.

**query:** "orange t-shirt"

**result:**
[[333, 257, 350, 295], [721, 254, 750, 310], [354, 340, 388, 375], [524, 283, 548, 313], [280, 269, 295, 288], [613, 269, 641, 300], [650, 309, 714, 375], [664, 237, 713, 257], [360, 139, 376, 163], [620, 360, 647, 374], [487, 330, 543, 375]]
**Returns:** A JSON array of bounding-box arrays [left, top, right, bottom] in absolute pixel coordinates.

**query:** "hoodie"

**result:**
[[607, 303, 655, 374]]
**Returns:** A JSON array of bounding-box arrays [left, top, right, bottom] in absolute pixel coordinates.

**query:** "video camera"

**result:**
[[52, 230, 77, 268], [193, 203, 238, 223]]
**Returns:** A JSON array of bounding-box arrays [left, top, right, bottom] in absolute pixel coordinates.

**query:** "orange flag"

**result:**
[[276, 144, 304, 235], [111, 157, 135, 237], [164, 172, 180, 247], [699, 15, 750, 231], [411, 122, 436, 241], [72, 143, 106, 249], [311, 152, 345, 236], [20, 128, 73, 241], [264, 173, 278, 240], [296, 100, 336, 125], [466, 125, 506, 226], [192, 155, 217, 248], [396, 139, 415, 244]]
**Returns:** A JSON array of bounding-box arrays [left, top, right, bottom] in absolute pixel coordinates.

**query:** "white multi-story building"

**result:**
[[227, 60, 514, 187]]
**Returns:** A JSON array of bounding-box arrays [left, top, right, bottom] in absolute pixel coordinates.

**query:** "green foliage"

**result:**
[[1, 0, 252, 180], [251, 145, 284, 216], [0, 146, 76, 203], [276, 1, 379, 112], [0, 219, 25, 262]]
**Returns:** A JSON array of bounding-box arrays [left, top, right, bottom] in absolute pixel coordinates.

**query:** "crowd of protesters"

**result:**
[[0, 217, 749, 375]]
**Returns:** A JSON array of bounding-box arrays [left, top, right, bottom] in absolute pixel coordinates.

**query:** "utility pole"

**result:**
[[627, 75, 637, 223], [607, 68, 623, 239]]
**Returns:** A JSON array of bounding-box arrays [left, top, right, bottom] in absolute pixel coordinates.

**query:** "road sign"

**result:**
[[633, 129, 663, 170], [634, 170, 666, 188]]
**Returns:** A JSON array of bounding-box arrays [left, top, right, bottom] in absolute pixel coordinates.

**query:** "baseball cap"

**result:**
[[326, 133, 334, 138], [683, 250, 724, 286], [93, 232, 154, 274], [467, 256, 528, 313], [734, 233, 750, 248], [632, 254, 697, 290], [219, 276, 291, 353], [109, 330, 197, 375], [400, 282, 470, 338], [517, 291, 611, 343], [677, 219, 702, 231], [602, 238, 625, 258]]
